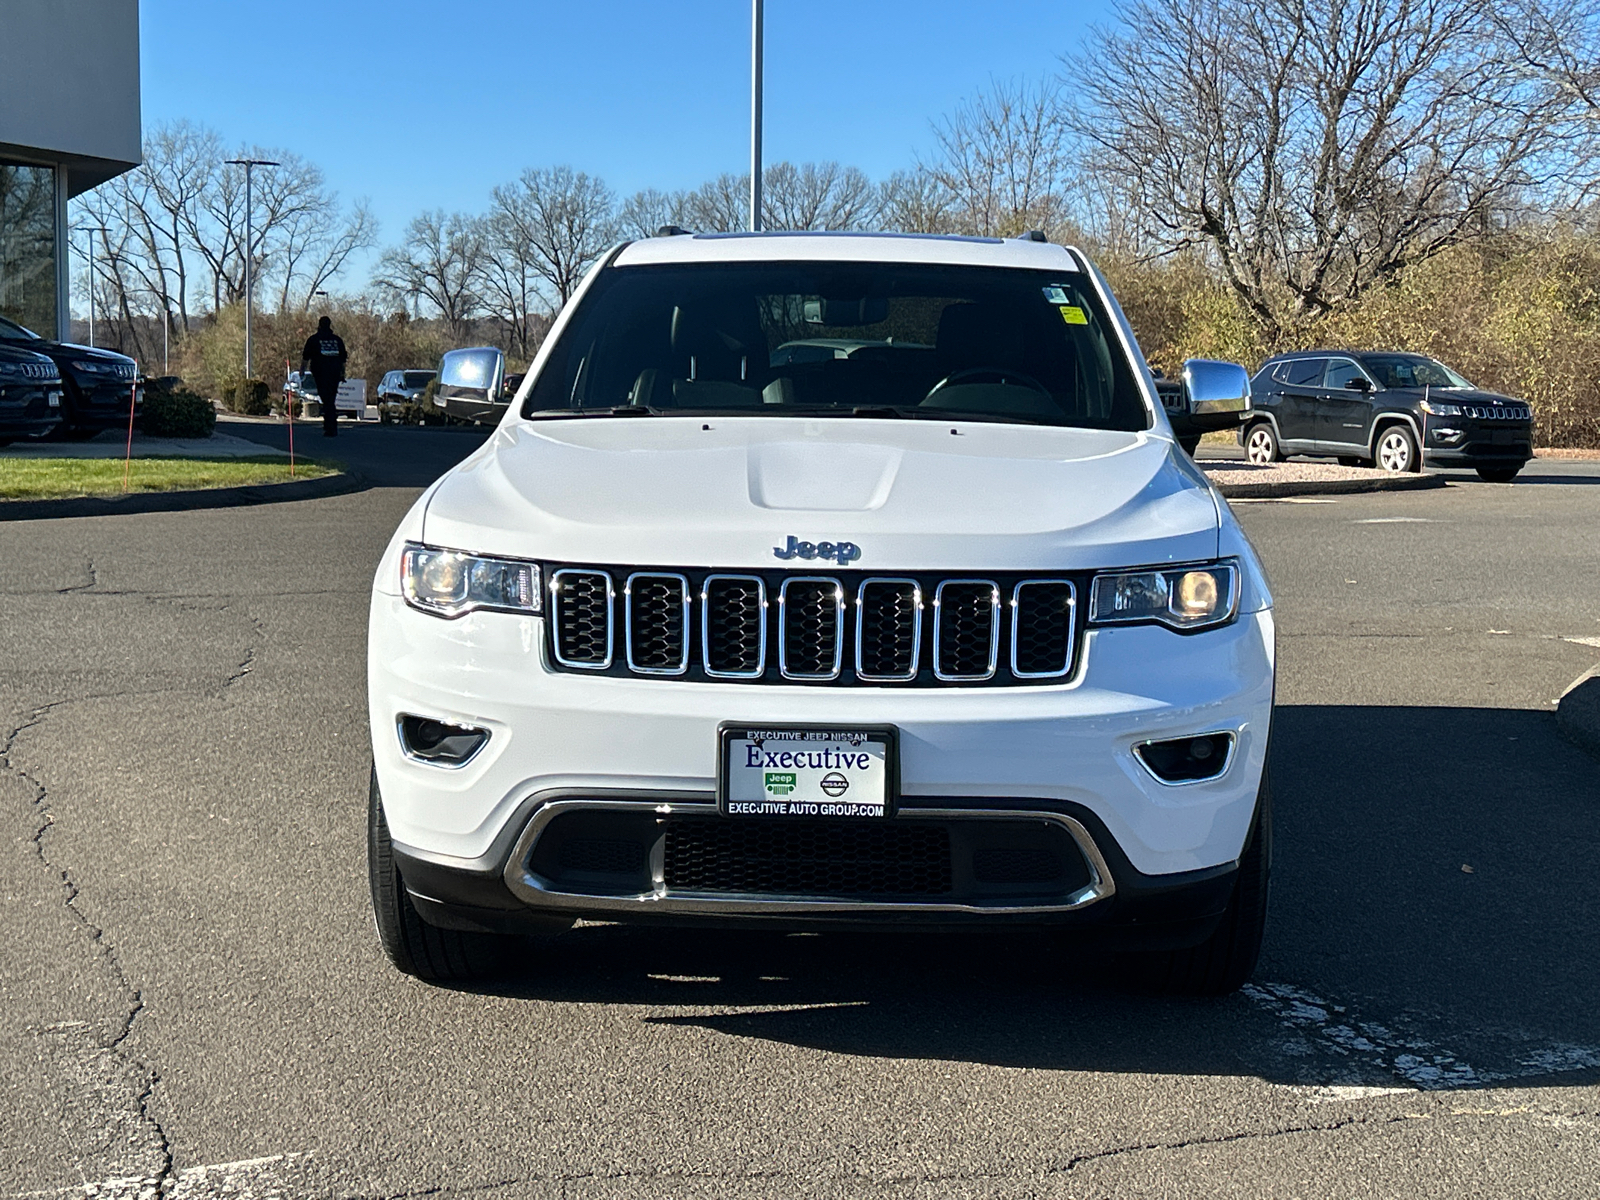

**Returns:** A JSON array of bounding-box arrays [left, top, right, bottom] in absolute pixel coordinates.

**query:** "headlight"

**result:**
[[401, 543, 541, 619], [1420, 400, 1461, 416], [1088, 560, 1239, 632], [71, 359, 115, 375]]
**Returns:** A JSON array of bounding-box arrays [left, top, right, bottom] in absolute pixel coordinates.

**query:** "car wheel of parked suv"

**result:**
[[367, 763, 524, 982], [1122, 772, 1271, 995], [1244, 421, 1281, 464], [1476, 466, 1521, 483], [1374, 424, 1419, 472]]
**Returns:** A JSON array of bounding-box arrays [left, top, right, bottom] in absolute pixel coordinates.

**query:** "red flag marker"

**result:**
[[123, 371, 137, 492]]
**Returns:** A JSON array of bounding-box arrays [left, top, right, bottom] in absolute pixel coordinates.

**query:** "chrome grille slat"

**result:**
[[778, 576, 844, 680], [1010, 580, 1076, 679], [855, 578, 922, 682], [545, 565, 1083, 686], [933, 580, 1000, 681], [702, 574, 766, 678], [624, 572, 689, 675], [550, 569, 614, 669]]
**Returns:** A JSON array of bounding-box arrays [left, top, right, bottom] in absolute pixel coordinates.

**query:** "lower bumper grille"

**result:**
[[663, 819, 953, 896]]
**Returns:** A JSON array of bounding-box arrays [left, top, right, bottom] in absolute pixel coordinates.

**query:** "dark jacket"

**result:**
[[302, 332, 348, 385]]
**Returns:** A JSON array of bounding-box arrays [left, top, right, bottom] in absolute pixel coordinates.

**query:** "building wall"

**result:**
[[0, 0, 142, 194], [0, 0, 140, 338]]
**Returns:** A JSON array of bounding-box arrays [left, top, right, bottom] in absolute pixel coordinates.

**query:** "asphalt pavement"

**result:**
[[2, 427, 1597, 1198]]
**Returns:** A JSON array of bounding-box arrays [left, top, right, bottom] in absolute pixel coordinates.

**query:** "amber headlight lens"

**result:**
[[401, 543, 541, 618], [1088, 561, 1238, 631]]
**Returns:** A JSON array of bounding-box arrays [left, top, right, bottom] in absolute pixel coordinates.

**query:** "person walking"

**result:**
[[300, 315, 349, 437]]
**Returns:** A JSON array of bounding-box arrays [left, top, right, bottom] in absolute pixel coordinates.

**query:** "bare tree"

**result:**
[[371, 209, 485, 341], [486, 166, 617, 309], [1068, 0, 1580, 334], [618, 188, 692, 238], [680, 173, 748, 232], [762, 161, 879, 230], [878, 168, 959, 234], [922, 78, 1074, 237]]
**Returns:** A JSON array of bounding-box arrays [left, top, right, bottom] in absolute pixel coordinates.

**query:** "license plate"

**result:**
[[47, 391, 61, 407], [718, 724, 898, 818]]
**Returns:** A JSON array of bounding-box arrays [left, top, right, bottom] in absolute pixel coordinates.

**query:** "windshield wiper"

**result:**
[[529, 405, 659, 419]]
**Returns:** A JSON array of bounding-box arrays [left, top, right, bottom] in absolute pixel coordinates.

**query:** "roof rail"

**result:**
[[655, 225, 693, 237], [1018, 230, 1049, 243]]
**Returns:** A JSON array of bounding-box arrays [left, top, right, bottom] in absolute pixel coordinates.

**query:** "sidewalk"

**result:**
[[1, 430, 289, 460]]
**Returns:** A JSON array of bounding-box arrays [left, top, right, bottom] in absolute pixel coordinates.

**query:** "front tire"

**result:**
[[368, 764, 520, 982], [1374, 424, 1420, 472], [1121, 773, 1271, 995], [1476, 466, 1522, 483], [1244, 422, 1281, 464]]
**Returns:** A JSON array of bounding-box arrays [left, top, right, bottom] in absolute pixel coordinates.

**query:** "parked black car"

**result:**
[[0, 343, 64, 445], [0, 315, 140, 439], [1244, 350, 1533, 482]]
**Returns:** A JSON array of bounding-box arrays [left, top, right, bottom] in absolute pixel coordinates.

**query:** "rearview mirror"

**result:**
[[1181, 359, 1252, 417]]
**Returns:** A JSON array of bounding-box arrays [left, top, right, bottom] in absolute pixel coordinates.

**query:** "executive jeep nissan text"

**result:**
[[367, 230, 1274, 995]]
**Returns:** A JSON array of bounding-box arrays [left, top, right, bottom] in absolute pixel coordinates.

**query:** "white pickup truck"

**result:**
[[366, 230, 1272, 994]]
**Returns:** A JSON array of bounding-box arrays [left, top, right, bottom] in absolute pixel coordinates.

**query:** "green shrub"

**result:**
[[219, 379, 238, 408], [235, 378, 271, 416], [140, 386, 216, 438]]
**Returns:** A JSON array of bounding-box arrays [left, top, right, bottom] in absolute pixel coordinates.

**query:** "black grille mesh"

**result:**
[[972, 847, 1064, 883], [553, 571, 611, 665], [781, 579, 842, 678], [936, 582, 998, 678], [857, 581, 919, 680], [1012, 582, 1075, 676], [664, 820, 952, 895], [704, 576, 764, 675], [559, 838, 646, 874], [627, 574, 687, 672]]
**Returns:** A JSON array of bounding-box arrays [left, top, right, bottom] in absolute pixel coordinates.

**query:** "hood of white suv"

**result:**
[[421, 417, 1218, 571]]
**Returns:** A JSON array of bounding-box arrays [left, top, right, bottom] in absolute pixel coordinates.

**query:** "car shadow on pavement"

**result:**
[[468, 704, 1600, 1091]]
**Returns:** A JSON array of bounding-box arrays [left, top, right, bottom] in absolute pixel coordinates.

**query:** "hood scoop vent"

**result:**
[[746, 441, 903, 512]]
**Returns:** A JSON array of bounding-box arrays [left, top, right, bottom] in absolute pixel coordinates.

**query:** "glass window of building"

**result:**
[[0, 162, 58, 339]]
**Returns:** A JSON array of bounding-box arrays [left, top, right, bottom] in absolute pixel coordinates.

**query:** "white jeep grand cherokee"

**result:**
[[367, 231, 1273, 994]]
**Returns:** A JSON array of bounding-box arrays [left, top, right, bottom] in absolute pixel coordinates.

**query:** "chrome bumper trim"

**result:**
[[500, 798, 1117, 915]]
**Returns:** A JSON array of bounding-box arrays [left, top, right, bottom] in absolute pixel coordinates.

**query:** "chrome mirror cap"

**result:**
[[1182, 359, 1252, 416]]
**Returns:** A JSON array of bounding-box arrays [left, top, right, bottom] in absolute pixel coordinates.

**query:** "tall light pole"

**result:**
[[750, 0, 763, 232], [226, 158, 279, 380]]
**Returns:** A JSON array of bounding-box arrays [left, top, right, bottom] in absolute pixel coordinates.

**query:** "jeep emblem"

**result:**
[[773, 535, 861, 564]]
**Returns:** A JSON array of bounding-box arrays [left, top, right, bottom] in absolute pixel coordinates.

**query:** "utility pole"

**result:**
[[750, 0, 763, 232], [227, 158, 279, 380]]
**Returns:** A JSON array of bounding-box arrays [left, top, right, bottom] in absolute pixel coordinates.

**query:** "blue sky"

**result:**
[[140, 0, 1113, 282]]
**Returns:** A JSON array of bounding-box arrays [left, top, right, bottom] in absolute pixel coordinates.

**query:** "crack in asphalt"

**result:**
[[56, 559, 98, 594], [2, 703, 176, 1195]]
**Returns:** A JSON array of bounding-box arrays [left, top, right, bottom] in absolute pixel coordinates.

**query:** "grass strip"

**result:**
[[0, 456, 336, 500]]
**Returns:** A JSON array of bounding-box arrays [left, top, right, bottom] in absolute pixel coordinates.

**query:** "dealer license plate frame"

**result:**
[[716, 723, 900, 819]]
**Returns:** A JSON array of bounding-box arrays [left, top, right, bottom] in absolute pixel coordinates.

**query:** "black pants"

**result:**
[[314, 376, 341, 433]]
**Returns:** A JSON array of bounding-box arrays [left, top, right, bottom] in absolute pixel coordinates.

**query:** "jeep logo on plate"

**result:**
[[773, 535, 861, 564]]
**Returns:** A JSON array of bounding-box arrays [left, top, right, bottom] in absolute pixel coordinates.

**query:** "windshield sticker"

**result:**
[[1041, 285, 1070, 304], [1059, 305, 1088, 326]]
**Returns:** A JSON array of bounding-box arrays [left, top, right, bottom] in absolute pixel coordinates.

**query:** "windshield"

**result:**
[[1362, 355, 1474, 390], [402, 371, 435, 387], [523, 262, 1148, 429], [440, 350, 498, 390], [0, 315, 41, 340]]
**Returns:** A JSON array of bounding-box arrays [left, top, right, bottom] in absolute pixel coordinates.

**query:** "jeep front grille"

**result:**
[[548, 565, 1080, 687]]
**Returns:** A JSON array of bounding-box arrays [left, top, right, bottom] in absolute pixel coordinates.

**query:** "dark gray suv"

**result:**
[[1244, 350, 1533, 482]]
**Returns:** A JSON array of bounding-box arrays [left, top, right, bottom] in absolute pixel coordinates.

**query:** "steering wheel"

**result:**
[[923, 366, 1052, 403]]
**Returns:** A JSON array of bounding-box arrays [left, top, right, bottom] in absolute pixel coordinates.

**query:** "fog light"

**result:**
[[1135, 732, 1235, 783], [398, 714, 489, 766]]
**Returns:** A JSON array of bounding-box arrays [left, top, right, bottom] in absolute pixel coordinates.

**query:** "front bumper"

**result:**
[[370, 594, 1275, 931], [1423, 420, 1532, 466], [65, 378, 139, 430], [0, 383, 63, 438]]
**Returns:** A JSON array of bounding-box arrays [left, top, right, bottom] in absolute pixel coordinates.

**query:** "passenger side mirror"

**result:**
[[1181, 359, 1252, 417], [1346, 377, 1372, 392]]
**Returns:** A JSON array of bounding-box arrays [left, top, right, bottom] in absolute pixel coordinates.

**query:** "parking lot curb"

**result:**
[[1557, 666, 1600, 761], [0, 469, 364, 522], [1210, 472, 1447, 499]]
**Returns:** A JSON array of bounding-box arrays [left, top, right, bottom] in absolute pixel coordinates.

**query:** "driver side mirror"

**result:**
[[1181, 359, 1252, 417], [1346, 377, 1372, 392]]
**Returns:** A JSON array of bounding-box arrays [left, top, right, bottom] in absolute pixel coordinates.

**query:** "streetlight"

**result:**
[[750, 0, 763, 232], [226, 158, 279, 380]]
